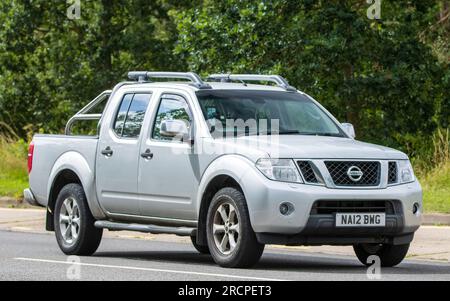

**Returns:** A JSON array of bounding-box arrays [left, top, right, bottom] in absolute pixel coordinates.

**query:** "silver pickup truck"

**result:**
[[24, 72, 422, 268]]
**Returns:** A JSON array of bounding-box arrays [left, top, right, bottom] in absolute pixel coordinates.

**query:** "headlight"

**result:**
[[398, 160, 415, 183], [256, 159, 303, 183]]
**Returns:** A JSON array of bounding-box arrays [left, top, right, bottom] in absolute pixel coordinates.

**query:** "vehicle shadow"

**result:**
[[93, 249, 450, 276], [258, 252, 450, 275]]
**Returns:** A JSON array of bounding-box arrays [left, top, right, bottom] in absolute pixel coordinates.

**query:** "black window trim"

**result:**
[[111, 92, 153, 140]]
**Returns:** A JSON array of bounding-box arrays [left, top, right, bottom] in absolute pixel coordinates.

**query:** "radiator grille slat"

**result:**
[[388, 162, 398, 184], [311, 200, 396, 215], [297, 161, 319, 183]]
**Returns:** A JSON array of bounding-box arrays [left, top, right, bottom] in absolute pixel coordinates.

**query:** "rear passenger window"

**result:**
[[114, 94, 133, 136], [113, 93, 151, 138]]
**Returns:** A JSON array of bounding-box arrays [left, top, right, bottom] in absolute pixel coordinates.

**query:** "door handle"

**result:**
[[141, 149, 154, 160], [101, 147, 114, 157]]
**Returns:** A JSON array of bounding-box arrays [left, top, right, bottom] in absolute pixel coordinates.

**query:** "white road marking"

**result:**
[[15, 257, 287, 281]]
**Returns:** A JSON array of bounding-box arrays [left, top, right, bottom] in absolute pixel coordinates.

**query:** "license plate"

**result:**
[[336, 213, 386, 227]]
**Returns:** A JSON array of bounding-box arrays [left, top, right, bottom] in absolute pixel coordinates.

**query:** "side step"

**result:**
[[94, 221, 196, 237]]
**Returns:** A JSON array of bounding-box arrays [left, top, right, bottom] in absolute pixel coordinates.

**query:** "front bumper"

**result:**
[[241, 171, 422, 244], [256, 232, 415, 246]]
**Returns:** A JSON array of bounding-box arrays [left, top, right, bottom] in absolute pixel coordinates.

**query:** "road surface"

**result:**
[[0, 230, 449, 281]]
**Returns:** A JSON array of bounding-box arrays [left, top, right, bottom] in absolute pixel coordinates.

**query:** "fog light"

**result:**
[[279, 202, 294, 216], [413, 203, 420, 215]]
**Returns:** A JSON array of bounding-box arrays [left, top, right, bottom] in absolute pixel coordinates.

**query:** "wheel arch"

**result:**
[[46, 169, 82, 231], [197, 174, 243, 246], [46, 152, 106, 231], [195, 155, 257, 246]]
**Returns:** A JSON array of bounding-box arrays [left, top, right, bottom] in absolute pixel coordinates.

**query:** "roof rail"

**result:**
[[208, 74, 297, 92], [128, 71, 211, 89]]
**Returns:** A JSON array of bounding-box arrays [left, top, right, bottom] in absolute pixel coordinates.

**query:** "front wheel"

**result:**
[[353, 243, 410, 267], [54, 183, 103, 256], [206, 187, 265, 268]]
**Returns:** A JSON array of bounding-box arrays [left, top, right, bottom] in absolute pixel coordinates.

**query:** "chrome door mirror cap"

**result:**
[[341, 123, 356, 139], [160, 120, 190, 140]]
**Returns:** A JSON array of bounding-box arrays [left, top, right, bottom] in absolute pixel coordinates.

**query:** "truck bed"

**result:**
[[30, 134, 99, 206]]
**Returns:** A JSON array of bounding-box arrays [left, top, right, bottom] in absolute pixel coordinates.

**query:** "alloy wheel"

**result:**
[[59, 197, 81, 245], [212, 202, 240, 255]]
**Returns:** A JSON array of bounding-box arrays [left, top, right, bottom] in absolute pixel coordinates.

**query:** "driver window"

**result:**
[[152, 94, 192, 142]]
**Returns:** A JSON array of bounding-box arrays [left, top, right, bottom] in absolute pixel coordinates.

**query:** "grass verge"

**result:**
[[0, 137, 28, 199], [420, 162, 450, 213]]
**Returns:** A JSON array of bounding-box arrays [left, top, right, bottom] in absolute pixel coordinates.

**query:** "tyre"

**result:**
[[353, 243, 410, 267], [206, 187, 265, 268], [190, 236, 210, 254], [54, 183, 103, 256]]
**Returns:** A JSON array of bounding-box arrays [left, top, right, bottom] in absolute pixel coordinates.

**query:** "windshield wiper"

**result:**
[[277, 130, 322, 136], [314, 133, 345, 137], [276, 131, 344, 137], [276, 130, 301, 135]]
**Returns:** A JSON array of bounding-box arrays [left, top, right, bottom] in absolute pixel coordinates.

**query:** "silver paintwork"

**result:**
[[141, 90, 201, 220], [28, 78, 422, 241], [29, 136, 106, 219], [341, 123, 356, 139]]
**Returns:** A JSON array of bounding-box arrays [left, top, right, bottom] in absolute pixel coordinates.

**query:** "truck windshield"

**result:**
[[196, 90, 346, 138]]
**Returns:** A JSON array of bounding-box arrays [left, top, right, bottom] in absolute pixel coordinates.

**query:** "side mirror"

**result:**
[[341, 123, 356, 139], [160, 119, 190, 141]]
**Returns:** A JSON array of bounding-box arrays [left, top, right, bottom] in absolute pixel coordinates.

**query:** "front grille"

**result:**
[[310, 200, 396, 215], [325, 161, 380, 186], [297, 161, 319, 183], [388, 162, 398, 184]]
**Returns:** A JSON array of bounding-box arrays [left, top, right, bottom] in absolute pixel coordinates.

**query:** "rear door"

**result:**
[[96, 92, 152, 215]]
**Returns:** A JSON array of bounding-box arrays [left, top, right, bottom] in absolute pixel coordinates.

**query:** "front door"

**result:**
[[96, 92, 152, 215], [138, 92, 200, 221]]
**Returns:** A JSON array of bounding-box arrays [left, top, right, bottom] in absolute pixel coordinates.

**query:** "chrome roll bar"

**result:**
[[65, 90, 112, 135]]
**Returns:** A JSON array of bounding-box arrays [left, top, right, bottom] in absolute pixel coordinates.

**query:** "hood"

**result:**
[[216, 135, 408, 160]]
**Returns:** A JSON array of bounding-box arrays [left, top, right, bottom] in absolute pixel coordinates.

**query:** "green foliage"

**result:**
[[411, 128, 450, 175], [0, 137, 28, 198], [412, 128, 450, 213], [0, 0, 193, 137], [421, 162, 450, 213], [174, 0, 448, 153]]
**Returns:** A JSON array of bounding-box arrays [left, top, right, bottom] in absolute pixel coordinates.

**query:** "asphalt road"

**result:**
[[0, 230, 449, 281]]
